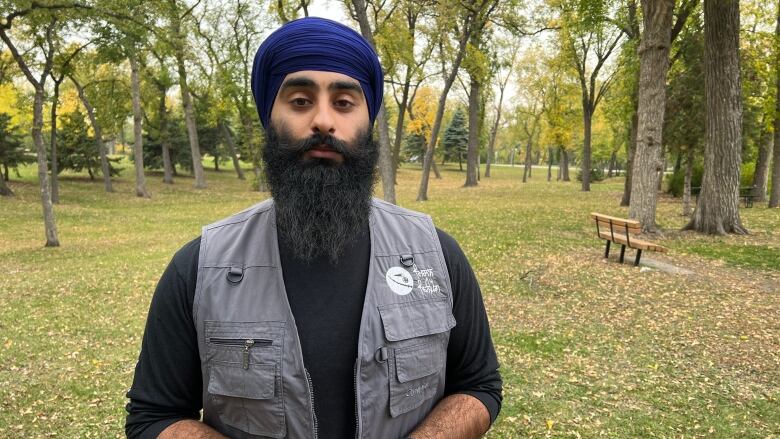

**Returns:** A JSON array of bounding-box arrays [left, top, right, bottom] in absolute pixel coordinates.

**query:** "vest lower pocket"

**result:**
[[387, 339, 446, 417], [208, 361, 286, 438]]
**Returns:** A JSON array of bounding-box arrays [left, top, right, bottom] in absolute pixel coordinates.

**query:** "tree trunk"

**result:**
[[376, 106, 396, 203], [175, 46, 206, 188], [581, 107, 593, 190], [683, 147, 694, 216], [158, 87, 174, 184], [561, 148, 570, 181], [621, 112, 639, 206], [351, 0, 395, 203], [486, 81, 506, 179], [392, 71, 412, 183], [130, 53, 150, 198], [547, 147, 553, 181], [772, 22, 780, 208], [50, 79, 61, 203], [465, 77, 479, 187], [657, 146, 666, 192], [608, 150, 616, 177], [33, 87, 60, 246], [417, 26, 472, 201], [685, 0, 747, 234], [432, 160, 441, 179], [220, 121, 246, 180], [769, 0, 780, 207], [629, 0, 674, 233], [673, 150, 682, 174], [751, 130, 772, 202], [0, 165, 12, 195], [523, 139, 532, 183], [72, 77, 113, 193]]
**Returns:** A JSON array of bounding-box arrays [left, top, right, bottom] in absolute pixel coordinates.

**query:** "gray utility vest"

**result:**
[[194, 198, 456, 439]]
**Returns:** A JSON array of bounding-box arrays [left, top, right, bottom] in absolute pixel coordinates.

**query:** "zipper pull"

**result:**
[[243, 339, 255, 370]]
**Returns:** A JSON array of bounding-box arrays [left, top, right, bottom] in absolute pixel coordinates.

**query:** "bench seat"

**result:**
[[597, 231, 667, 252]]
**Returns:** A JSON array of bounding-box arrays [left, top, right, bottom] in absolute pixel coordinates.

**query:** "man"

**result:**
[[125, 17, 501, 439]]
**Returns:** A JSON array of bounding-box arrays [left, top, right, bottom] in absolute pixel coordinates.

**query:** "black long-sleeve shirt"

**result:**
[[125, 228, 502, 438]]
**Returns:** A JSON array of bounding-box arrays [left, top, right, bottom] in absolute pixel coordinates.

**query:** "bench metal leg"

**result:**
[[619, 245, 626, 263], [634, 249, 642, 266], [604, 240, 611, 258]]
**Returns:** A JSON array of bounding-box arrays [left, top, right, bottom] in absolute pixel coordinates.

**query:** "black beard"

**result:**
[[262, 123, 378, 264]]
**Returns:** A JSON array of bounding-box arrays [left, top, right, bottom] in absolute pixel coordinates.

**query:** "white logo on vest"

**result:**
[[385, 266, 414, 295], [411, 263, 441, 297]]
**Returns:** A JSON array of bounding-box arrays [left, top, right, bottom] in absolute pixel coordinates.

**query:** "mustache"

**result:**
[[276, 131, 351, 155]]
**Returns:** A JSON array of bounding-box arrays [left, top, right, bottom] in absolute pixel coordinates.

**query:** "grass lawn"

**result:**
[[1, 160, 778, 438]]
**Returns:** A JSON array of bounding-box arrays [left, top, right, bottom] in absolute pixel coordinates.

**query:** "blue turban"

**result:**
[[251, 17, 384, 129]]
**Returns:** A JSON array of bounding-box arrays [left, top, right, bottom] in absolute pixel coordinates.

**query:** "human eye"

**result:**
[[290, 97, 312, 107], [334, 98, 355, 110]]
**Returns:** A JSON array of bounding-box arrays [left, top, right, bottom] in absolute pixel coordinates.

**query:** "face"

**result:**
[[270, 70, 370, 164]]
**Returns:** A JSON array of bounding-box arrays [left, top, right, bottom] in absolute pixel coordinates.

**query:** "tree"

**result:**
[[771, 0, 780, 207], [140, 47, 178, 184], [664, 17, 705, 216], [194, 0, 267, 190], [556, 0, 623, 192], [128, 51, 150, 197], [403, 132, 427, 161], [345, 0, 396, 203], [627, 0, 675, 233], [165, 0, 206, 189], [684, 0, 747, 234], [68, 72, 115, 192], [416, 0, 479, 201], [514, 46, 547, 183], [49, 40, 93, 204], [485, 41, 517, 178], [0, 3, 84, 246], [442, 108, 469, 169], [538, 52, 580, 182], [57, 110, 103, 179], [376, 0, 436, 183], [0, 112, 30, 195], [463, 0, 501, 187]]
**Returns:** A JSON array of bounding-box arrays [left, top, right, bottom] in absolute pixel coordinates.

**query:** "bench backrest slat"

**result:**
[[590, 213, 641, 234]]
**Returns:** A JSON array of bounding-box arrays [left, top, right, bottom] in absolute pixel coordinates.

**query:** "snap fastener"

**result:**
[[226, 266, 244, 284], [400, 255, 414, 267], [374, 347, 388, 363]]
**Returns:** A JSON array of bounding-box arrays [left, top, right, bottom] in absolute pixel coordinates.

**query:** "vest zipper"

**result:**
[[305, 368, 318, 439], [209, 338, 272, 370], [353, 365, 359, 439]]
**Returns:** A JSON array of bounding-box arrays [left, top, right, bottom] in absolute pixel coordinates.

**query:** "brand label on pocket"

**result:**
[[385, 266, 414, 295]]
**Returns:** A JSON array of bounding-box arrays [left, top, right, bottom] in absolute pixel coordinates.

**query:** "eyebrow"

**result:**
[[280, 77, 317, 91], [328, 80, 363, 96]]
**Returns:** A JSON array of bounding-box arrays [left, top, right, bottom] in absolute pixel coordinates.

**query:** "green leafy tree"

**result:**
[[142, 112, 191, 173], [442, 108, 469, 170], [0, 112, 31, 195], [403, 133, 427, 162], [57, 110, 120, 180]]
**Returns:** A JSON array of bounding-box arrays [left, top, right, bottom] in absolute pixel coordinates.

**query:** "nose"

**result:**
[[310, 99, 336, 136]]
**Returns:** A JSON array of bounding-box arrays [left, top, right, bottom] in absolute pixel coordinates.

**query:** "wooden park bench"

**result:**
[[590, 213, 667, 266], [691, 186, 758, 208]]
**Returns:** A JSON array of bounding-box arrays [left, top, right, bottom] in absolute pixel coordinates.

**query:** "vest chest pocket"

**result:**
[[205, 322, 286, 438], [378, 297, 456, 418]]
